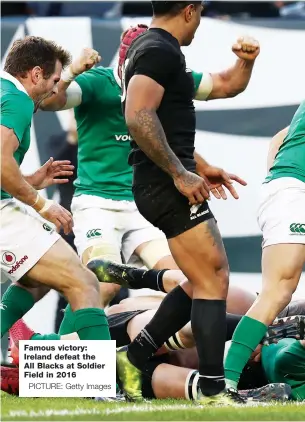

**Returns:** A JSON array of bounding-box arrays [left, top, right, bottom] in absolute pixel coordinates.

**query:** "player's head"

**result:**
[[118, 24, 148, 80], [4, 36, 71, 105], [151, 1, 203, 46]]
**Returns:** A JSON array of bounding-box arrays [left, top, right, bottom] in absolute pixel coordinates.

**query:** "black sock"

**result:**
[[191, 299, 226, 397], [127, 285, 192, 369], [226, 313, 243, 340], [128, 268, 168, 293]]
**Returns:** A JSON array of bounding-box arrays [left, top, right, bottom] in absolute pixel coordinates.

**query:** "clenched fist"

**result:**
[[70, 48, 101, 76], [232, 36, 260, 61]]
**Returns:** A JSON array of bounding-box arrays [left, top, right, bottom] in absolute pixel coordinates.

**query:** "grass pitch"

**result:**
[[1, 392, 305, 421]]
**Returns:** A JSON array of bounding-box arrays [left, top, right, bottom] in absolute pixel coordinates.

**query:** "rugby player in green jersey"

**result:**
[[225, 103, 305, 394], [42, 25, 258, 307], [0, 36, 112, 345]]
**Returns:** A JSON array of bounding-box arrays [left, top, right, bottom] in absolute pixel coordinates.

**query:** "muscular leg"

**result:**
[[225, 243, 305, 390], [117, 219, 228, 400], [24, 238, 111, 341], [89, 240, 184, 296], [168, 219, 228, 397]]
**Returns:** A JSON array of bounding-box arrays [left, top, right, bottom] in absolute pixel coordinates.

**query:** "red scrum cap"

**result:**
[[118, 24, 148, 78]]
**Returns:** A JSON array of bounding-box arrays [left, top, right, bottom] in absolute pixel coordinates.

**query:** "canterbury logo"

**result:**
[[86, 229, 102, 238], [289, 223, 305, 234]]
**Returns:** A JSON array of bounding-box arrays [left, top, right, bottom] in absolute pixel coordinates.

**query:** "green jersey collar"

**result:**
[[0, 71, 30, 96]]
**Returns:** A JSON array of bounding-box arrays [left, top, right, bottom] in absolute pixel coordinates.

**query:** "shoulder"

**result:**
[[76, 66, 110, 82], [75, 66, 113, 92], [1, 82, 33, 113]]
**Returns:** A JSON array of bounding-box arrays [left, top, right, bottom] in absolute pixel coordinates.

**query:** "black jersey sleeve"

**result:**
[[133, 47, 181, 88]]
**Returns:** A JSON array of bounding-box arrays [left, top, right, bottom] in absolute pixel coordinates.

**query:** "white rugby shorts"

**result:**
[[257, 177, 305, 248], [71, 194, 170, 265], [0, 199, 60, 283]]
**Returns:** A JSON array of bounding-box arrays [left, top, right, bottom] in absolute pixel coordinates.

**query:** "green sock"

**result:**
[[225, 316, 267, 389], [73, 308, 111, 340], [58, 304, 75, 336], [1, 285, 34, 337], [59, 306, 118, 392], [31, 333, 61, 340]]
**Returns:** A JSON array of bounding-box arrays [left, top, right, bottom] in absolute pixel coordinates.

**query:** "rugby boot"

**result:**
[[240, 383, 291, 402], [95, 391, 126, 402], [197, 387, 247, 406], [116, 346, 143, 402], [264, 315, 305, 344], [87, 259, 138, 288]]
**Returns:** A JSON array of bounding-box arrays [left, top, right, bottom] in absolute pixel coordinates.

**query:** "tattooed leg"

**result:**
[[168, 219, 228, 397]]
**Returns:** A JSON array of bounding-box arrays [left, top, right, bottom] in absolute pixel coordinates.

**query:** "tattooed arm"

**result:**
[[125, 75, 184, 178], [125, 74, 210, 204]]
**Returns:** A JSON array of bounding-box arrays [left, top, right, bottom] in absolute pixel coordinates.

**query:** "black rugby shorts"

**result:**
[[133, 178, 214, 239]]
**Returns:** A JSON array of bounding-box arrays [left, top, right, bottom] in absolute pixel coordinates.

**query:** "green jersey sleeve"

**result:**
[[1, 92, 33, 142], [192, 71, 203, 93], [75, 69, 103, 104]]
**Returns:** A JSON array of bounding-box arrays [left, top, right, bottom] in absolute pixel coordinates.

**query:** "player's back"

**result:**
[[123, 28, 197, 182], [266, 101, 305, 183], [73, 67, 133, 201]]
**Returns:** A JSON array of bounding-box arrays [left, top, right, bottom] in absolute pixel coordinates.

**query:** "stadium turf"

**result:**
[[1, 392, 304, 421]]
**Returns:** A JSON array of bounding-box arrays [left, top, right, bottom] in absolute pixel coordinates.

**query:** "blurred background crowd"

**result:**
[[2, 1, 305, 19]]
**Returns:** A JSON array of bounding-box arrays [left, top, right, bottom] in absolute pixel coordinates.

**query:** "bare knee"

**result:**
[[63, 264, 100, 298]]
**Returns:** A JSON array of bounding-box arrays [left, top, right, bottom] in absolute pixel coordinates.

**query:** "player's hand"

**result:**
[[232, 36, 260, 61], [39, 201, 73, 235], [174, 170, 210, 205], [27, 157, 74, 190], [198, 165, 247, 200], [71, 48, 101, 76]]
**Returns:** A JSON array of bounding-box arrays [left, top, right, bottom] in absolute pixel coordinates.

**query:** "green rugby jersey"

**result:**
[[265, 101, 305, 184], [73, 67, 204, 201], [262, 339, 305, 401], [0, 73, 34, 200]]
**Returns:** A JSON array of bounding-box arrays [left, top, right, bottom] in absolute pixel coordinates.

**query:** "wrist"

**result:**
[[31, 193, 46, 212], [239, 57, 255, 67], [61, 65, 78, 83], [172, 167, 187, 180]]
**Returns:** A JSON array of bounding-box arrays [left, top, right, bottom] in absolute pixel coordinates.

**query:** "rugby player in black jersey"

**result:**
[[118, 1, 260, 405]]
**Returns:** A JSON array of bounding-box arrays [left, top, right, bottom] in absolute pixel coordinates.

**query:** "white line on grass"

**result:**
[[8, 401, 287, 419], [9, 408, 100, 418]]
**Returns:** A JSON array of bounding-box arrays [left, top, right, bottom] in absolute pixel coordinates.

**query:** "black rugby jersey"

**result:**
[[122, 28, 197, 183]]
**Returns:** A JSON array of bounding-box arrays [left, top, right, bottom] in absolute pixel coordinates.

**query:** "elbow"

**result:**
[[225, 83, 246, 98]]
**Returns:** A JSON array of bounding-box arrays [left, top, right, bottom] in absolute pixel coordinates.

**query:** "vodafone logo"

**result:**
[[2, 251, 16, 266], [8, 256, 28, 275]]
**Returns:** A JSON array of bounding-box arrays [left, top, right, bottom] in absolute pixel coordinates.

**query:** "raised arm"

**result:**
[[40, 48, 100, 111], [194, 36, 260, 101]]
